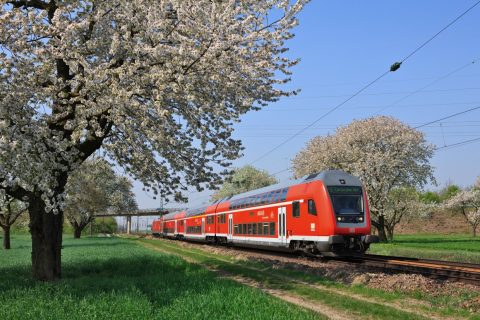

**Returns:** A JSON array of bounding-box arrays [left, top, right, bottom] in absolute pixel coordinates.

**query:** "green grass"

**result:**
[[0, 234, 321, 320], [369, 234, 480, 263]]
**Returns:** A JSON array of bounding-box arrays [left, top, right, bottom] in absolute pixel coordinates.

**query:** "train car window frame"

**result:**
[[292, 201, 300, 218], [308, 199, 317, 215], [269, 222, 275, 236]]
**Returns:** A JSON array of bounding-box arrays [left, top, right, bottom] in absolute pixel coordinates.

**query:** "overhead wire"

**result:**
[[248, 0, 480, 165], [269, 103, 480, 178], [376, 58, 479, 113]]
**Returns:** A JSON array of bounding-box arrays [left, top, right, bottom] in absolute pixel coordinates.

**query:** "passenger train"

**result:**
[[151, 170, 379, 255]]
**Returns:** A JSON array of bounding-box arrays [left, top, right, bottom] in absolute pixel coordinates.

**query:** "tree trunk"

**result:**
[[3, 225, 11, 250], [73, 223, 82, 239], [29, 195, 63, 281], [473, 226, 477, 237], [386, 226, 394, 242], [376, 215, 388, 242]]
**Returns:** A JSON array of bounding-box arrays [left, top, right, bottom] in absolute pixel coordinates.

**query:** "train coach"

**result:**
[[151, 170, 379, 255]]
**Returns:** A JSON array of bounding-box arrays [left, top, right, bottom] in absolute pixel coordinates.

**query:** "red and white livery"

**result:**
[[151, 170, 378, 254]]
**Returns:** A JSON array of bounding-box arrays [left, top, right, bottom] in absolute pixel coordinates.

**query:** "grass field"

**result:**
[[369, 234, 480, 263], [2, 234, 479, 320], [0, 235, 320, 320]]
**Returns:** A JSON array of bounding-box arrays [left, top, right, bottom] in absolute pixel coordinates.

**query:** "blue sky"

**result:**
[[134, 0, 480, 209]]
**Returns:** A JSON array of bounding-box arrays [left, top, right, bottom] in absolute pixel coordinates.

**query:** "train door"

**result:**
[[201, 218, 205, 236], [278, 207, 286, 245], [228, 214, 233, 241]]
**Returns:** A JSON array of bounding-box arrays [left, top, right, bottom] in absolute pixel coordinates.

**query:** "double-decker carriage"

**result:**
[[152, 170, 378, 254]]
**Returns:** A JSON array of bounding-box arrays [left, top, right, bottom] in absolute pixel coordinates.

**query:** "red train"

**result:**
[[151, 170, 379, 255]]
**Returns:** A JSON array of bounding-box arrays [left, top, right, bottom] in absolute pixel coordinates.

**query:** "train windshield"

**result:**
[[327, 186, 364, 215]]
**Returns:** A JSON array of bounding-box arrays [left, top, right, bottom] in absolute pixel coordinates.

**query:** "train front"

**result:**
[[316, 171, 379, 254]]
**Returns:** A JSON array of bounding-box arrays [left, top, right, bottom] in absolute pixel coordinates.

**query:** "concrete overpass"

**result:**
[[96, 208, 187, 234]]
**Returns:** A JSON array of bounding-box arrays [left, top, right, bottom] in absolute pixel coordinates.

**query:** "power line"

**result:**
[[400, 0, 480, 64], [413, 105, 480, 129], [377, 58, 479, 113], [435, 137, 480, 151], [268, 104, 480, 177], [249, 1, 480, 165], [249, 70, 391, 164]]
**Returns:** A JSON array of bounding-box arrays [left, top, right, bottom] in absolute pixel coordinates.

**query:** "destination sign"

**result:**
[[327, 186, 362, 194]]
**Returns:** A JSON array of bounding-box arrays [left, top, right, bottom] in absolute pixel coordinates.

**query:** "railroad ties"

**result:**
[[335, 254, 480, 285]]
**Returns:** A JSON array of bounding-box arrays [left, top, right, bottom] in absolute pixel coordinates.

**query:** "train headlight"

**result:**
[[337, 217, 341, 221], [359, 217, 363, 222]]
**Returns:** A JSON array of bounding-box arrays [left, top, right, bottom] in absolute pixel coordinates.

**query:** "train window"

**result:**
[[206, 216, 214, 224], [280, 188, 288, 201], [267, 191, 275, 204], [263, 223, 269, 235], [272, 190, 281, 202], [308, 199, 317, 215], [261, 193, 269, 204], [257, 223, 263, 235], [234, 225, 238, 234], [252, 223, 257, 235], [247, 224, 252, 234], [242, 224, 247, 235], [292, 201, 300, 218], [269, 222, 275, 235]]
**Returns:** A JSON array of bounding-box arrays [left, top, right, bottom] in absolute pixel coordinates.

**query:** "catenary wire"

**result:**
[[249, 1, 480, 165]]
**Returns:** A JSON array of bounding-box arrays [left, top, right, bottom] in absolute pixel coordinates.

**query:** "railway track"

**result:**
[[148, 236, 480, 285], [336, 254, 480, 285]]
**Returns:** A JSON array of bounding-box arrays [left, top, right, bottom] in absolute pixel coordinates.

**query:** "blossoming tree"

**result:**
[[211, 165, 277, 201], [292, 116, 435, 242], [64, 158, 137, 239], [0, 0, 307, 280], [445, 188, 480, 237]]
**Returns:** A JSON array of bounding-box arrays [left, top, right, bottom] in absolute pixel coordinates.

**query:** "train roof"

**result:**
[[158, 170, 361, 221], [226, 169, 362, 201]]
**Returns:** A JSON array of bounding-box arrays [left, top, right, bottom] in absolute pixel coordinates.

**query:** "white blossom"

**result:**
[[0, 0, 308, 208]]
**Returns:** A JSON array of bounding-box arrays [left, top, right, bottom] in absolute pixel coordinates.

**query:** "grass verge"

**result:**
[[369, 234, 480, 264]]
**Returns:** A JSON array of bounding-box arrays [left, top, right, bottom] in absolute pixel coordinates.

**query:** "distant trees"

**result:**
[[64, 159, 137, 239], [211, 166, 277, 201], [383, 188, 435, 241], [292, 116, 435, 242], [0, 195, 27, 249], [445, 188, 480, 237]]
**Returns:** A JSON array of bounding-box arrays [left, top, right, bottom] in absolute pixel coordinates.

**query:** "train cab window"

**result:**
[[252, 223, 257, 235], [308, 199, 317, 215], [269, 222, 275, 235], [263, 223, 269, 235], [292, 201, 300, 218], [257, 223, 263, 235]]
